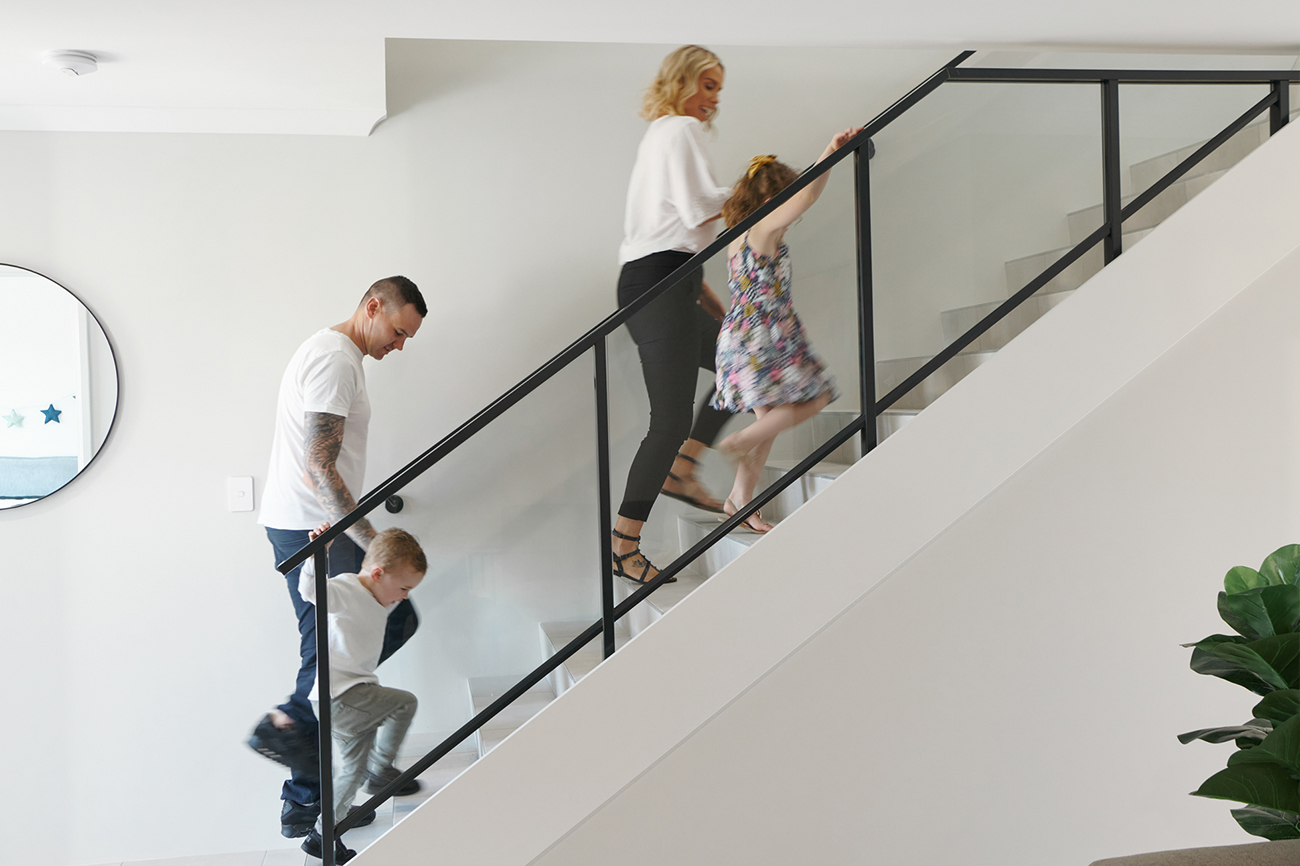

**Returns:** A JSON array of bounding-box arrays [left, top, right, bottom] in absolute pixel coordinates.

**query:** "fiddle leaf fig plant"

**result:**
[[1180, 545, 1300, 841]]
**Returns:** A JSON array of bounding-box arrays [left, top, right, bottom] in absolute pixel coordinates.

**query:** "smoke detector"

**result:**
[[43, 50, 98, 77]]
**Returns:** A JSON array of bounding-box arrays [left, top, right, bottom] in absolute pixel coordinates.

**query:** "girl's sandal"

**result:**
[[611, 529, 676, 584], [723, 498, 773, 534], [660, 453, 724, 514]]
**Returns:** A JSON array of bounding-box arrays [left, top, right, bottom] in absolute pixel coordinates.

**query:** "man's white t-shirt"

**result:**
[[258, 328, 370, 531], [618, 115, 732, 265], [298, 559, 387, 699]]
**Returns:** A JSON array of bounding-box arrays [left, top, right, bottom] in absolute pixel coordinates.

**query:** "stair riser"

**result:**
[[620, 582, 661, 637], [1004, 228, 1152, 299], [1129, 122, 1266, 192], [878, 411, 915, 443], [1067, 182, 1189, 244], [876, 352, 995, 411], [941, 291, 1073, 353], [677, 516, 752, 577], [1066, 167, 1228, 246]]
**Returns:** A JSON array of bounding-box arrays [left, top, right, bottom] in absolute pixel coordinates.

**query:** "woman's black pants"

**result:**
[[616, 250, 734, 522]]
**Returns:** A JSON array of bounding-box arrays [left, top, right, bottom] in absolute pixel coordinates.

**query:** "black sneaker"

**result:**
[[281, 799, 319, 838], [347, 805, 376, 828], [365, 765, 423, 797], [301, 828, 356, 863], [248, 714, 319, 778]]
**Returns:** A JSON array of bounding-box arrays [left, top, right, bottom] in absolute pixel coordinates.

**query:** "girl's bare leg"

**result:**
[[719, 393, 832, 463], [724, 412, 776, 532]]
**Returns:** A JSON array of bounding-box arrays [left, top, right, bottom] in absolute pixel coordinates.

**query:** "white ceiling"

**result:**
[[5, 0, 1300, 135]]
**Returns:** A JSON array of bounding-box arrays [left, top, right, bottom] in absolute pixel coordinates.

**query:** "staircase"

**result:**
[[260, 74, 1298, 863], [875, 116, 1280, 412], [385, 117, 1285, 821]]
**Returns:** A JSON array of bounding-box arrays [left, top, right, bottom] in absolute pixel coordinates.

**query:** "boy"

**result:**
[[294, 524, 426, 862]]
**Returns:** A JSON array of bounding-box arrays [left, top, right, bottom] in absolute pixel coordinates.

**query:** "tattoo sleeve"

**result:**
[[304, 411, 376, 548]]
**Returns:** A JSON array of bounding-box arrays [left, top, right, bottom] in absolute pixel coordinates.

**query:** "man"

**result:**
[[249, 276, 426, 838]]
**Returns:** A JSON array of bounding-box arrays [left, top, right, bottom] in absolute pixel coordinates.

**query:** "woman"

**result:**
[[611, 45, 735, 585]]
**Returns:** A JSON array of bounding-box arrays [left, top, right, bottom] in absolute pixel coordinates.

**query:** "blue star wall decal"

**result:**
[[41, 404, 62, 424], [3, 409, 21, 428]]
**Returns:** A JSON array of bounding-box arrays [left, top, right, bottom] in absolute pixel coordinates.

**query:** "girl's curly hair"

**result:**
[[723, 158, 799, 228]]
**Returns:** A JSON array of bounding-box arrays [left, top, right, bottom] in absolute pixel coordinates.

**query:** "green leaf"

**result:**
[[1261, 584, 1300, 635], [1261, 545, 1300, 587], [1178, 724, 1272, 745], [1227, 566, 1270, 595], [1220, 586, 1300, 640], [1249, 634, 1300, 690], [1191, 641, 1291, 695], [1193, 763, 1300, 812], [1183, 634, 1247, 649], [1255, 691, 1300, 726], [1228, 714, 1300, 775], [1231, 806, 1300, 840], [1220, 590, 1277, 640]]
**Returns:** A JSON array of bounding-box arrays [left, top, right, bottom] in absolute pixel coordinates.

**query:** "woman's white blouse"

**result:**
[[619, 115, 732, 265]]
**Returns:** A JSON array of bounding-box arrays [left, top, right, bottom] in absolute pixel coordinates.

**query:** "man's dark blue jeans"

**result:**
[[266, 527, 420, 807]]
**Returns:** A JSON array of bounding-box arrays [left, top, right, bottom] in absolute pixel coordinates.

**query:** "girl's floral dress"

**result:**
[[712, 234, 837, 413]]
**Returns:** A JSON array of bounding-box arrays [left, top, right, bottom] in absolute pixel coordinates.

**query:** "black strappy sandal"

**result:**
[[659, 453, 724, 514], [611, 529, 676, 584]]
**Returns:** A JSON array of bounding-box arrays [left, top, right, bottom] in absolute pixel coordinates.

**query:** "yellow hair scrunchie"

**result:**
[[747, 154, 778, 179]]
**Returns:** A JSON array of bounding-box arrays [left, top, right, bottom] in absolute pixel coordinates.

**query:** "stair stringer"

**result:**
[[357, 121, 1300, 866]]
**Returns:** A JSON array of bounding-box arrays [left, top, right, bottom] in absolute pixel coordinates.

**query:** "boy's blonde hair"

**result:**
[[362, 528, 427, 574], [640, 45, 723, 127]]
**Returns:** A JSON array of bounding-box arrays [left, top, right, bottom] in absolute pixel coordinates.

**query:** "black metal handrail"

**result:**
[[291, 52, 1298, 862], [274, 50, 976, 577]]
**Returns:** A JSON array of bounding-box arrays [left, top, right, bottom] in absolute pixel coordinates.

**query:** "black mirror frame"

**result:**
[[0, 263, 120, 510]]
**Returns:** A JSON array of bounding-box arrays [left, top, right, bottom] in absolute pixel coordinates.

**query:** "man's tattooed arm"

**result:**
[[304, 411, 376, 549]]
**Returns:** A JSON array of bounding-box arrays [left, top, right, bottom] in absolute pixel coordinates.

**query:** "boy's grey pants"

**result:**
[[316, 682, 418, 829]]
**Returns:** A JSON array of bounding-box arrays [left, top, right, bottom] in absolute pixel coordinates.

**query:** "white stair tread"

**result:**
[[1065, 169, 1227, 220], [471, 686, 556, 732], [624, 572, 706, 616], [763, 458, 852, 480], [542, 619, 630, 684], [1004, 227, 1153, 272], [678, 512, 766, 545]]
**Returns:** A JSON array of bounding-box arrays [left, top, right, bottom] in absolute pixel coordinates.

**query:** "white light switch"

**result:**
[[227, 476, 254, 512]]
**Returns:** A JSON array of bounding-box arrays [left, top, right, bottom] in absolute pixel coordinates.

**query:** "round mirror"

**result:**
[[0, 264, 118, 509]]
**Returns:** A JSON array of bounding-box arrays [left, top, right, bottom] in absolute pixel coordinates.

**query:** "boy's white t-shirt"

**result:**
[[618, 114, 732, 265], [298, 558, 389, 700], [258, 328, 370, 530]]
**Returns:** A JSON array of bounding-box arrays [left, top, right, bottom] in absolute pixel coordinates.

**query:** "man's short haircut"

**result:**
[[363, 276, 427, 319], [362, 528, 428, 575]]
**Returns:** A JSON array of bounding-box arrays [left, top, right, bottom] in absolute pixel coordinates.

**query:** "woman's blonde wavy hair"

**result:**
[[640, 45, 724, 127]]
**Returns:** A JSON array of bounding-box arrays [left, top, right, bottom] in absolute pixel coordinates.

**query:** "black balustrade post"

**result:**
[[853, 144, 879, 457], [313, 548, 335, 866], [594, 337, 616, 659], [1101, 79, 1123, 265], [1272, 79, 1291, 135]]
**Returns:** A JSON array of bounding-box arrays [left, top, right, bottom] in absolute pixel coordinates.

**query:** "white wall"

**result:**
[[357, 108, 1300, 866], [0, 40, 949, 866]]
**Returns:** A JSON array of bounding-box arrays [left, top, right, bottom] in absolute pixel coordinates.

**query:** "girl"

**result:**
[[611, 45, 739, 584], [712, 128, 863, 532]]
